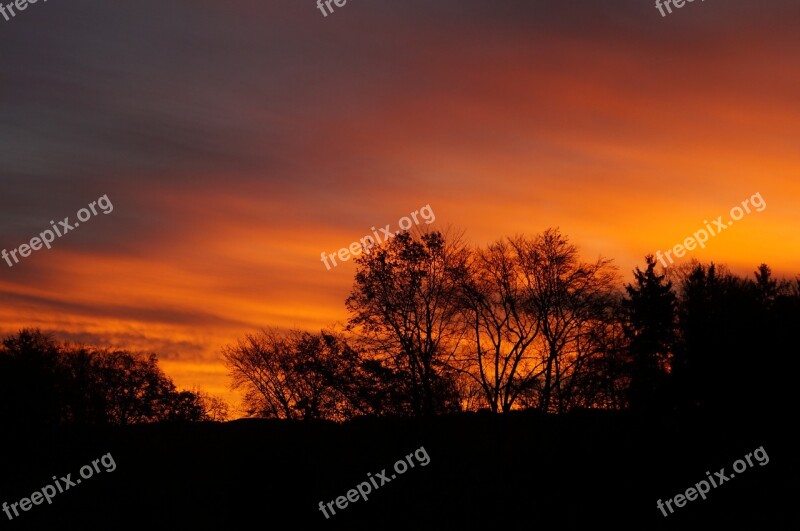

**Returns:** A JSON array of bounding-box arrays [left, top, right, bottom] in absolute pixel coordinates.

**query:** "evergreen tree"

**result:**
[[623, 255, 676, 411]]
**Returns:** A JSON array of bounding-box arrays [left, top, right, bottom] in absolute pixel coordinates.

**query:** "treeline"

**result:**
[[0, 330, 227, 428], [225, 229, 800, 420]]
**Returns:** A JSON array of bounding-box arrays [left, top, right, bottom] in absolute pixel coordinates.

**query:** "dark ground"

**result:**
[[1, 409, 795, 530]]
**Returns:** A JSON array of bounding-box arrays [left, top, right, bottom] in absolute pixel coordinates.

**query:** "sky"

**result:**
[[1, 0, 798, 411]]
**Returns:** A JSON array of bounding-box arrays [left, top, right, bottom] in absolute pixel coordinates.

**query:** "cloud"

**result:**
[[1, 0, 798, 405]]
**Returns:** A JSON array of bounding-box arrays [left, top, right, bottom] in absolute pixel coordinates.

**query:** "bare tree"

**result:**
[[559, 297, 628, 410], [223, 328, 396, 420], [512, 229, 618, 413], [346, 231, 468, 416], [455, 239, 542, 413], [194, 390, 229, 421], [224, 329, 305, 419]]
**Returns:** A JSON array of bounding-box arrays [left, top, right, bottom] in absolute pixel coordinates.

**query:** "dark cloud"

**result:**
[[0, 289, 254, 330], [32, 329, 208, 361]]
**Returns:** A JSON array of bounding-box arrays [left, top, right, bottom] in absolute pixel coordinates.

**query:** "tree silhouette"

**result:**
[[346, 231, 466, 416], [623, 254, 676, 412], [7, 239, 798, 429], [455, 238, 542, 413], [0, 329, 221, 427], [512, 229, 618, 413], [0, 329, 65, 428], [673, 263, 766, 411], [222, 230, 799, 420], [754, 263, 779, 307], [223, 328, 405, 420]]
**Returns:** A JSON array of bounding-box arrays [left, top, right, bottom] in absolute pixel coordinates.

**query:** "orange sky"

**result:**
[[0, 0, 798, 412]]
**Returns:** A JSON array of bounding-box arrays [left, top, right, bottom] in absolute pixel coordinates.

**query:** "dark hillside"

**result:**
[[2, 409, 794, 529]]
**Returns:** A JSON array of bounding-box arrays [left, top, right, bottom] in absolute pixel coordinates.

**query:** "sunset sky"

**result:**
[[1, 0, 798, 410]]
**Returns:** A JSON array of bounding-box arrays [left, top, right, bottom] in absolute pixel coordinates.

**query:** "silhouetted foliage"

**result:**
[[453, 231, 623, 413], [346, 231, 467, 416], [0, 329, 65, 428], [224, 328, 409, 420], [224, 229, 800, 421], [511, 229, 620, 413], [455, 238, 543, 413], [623, 254, 676, 411], [670, 262, 799, 414], [0, 330, 223, 428]]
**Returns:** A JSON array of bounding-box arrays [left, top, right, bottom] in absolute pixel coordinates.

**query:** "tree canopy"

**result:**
[[225, 228, 800, 420]]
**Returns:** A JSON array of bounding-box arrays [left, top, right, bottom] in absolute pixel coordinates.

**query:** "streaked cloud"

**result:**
[[1, 0, 798, 409]]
